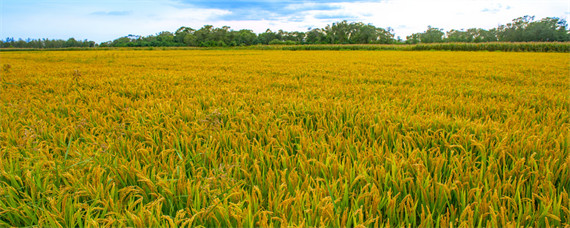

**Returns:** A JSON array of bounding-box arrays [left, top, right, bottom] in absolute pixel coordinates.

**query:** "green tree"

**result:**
[[325, 20, 351, 44], [257, 29, 277, 45], [405, 33, 421, 44], [64, 38, 79, 47], [156, 31, 175, 46], [420, 26, 444, 43], [306, 28, 326, 44], [406, 26, 444, 43], [525, 17, 569, 41], [497, 15, 534, 42], [174, 27, 196, 45], [234, 29, 256, 46]]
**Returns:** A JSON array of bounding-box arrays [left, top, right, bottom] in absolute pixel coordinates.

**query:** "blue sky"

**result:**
[[1, 0, 568, 43]]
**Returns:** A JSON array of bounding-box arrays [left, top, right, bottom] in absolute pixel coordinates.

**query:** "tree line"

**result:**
[[1, 15, 568, 48], [406, 16, 569, 44], [0, 38, 96, 49], [97, 21, 396, 47]]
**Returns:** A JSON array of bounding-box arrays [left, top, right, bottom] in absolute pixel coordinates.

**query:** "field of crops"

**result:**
[[1, 50, 568, 227]]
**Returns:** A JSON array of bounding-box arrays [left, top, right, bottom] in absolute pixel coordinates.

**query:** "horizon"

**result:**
[[2, 0, 569, 43]]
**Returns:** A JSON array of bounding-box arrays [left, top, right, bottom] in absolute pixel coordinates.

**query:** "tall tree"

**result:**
[[306, 28, 326, 44], [420, 26, 444, 43], [257, 29, 277, 45], [174, 26, 196, 45]]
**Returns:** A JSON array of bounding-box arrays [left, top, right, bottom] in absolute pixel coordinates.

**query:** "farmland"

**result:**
[[1, 50, 569, 226]]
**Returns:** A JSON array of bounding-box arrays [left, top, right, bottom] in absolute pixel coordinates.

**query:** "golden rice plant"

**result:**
[[0, 50, 568, 227]]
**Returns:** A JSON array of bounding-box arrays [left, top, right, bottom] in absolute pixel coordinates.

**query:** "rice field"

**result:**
[[1, 50, 569, 227]]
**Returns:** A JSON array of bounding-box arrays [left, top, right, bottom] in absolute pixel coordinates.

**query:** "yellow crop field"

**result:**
[[1, 50, 569, 227]]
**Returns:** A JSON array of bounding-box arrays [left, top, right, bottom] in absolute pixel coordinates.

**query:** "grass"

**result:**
[[0, 50, 568, 226], [277, 42, 570, 52], [1, 42, 569, 52]]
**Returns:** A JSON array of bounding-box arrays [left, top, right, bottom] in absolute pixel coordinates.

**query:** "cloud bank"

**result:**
[[1, 0, 568, 42]]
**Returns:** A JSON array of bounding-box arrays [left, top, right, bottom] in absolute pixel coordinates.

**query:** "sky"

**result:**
[[1, 0, 569, 43]]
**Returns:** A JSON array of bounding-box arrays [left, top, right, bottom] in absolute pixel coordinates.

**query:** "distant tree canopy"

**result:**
[[496, 16, 569, 42], [406, 26, 445, 44], [406, 16, 569, 44], [96, 20, 397, 48], [0, 38, 96, 48], [2, 16, 568, 48]]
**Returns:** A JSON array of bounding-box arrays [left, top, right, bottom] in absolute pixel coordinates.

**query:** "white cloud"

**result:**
[[329, 0, 569, 38], [1, 0, 568, 42], [1, 0, 231, 42], [205, 0, 568, 39]]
